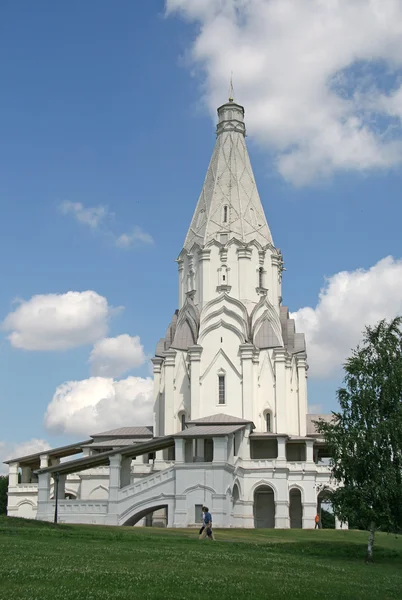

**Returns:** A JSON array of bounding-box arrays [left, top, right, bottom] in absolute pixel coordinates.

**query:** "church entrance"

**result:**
[[289, 488, 303, 528], [254, 485, 275, 528]]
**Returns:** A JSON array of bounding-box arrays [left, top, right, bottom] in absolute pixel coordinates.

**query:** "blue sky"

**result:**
[[1, 1, 402, 459]]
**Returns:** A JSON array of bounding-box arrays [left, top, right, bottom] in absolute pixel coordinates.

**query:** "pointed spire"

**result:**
[[228, 72, 234, 102], [183, 98, 273, 251]]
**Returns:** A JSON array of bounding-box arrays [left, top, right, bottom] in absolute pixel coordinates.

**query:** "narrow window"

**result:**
[[218, 375, 225, 404], [181, 413, 186, 431], [259, 267, 264, 289], [223, 205, 228, 223], [266, 412, 271, 433]]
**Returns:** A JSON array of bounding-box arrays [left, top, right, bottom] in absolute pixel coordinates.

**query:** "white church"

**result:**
[[5, 96, 342, 529]]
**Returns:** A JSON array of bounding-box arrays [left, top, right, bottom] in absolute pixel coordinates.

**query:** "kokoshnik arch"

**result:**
[[5, 97, 345, 530]]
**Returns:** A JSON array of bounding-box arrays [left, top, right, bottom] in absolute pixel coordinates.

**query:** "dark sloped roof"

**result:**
[[3, 440, 92, 466], [90, 426, 153, 438], [306, 414, 333, 435], [175, 424, 245, 438]]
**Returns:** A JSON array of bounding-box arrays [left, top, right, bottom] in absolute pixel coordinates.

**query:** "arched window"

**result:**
[[178, 412, 186, 431], [258, 267, 264, 288], [223, 205, 228, 223], [266, 412, 272, 433], [218, 374, 225, 404]]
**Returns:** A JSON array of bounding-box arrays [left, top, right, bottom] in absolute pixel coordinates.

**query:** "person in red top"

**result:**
[[315, 513, 320, 529]]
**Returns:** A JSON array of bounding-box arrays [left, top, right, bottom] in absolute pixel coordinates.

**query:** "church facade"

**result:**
[[5, 98, 341, 529]]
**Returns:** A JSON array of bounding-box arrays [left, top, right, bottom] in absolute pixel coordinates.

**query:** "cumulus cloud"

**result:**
[[291, 256, 402, 379], [44, 376, 153, 436], [166, 0, 402, 184], [89, 334, 146, 378], [115, 227, 154, 248], [59, 201, 108, 229], [2, 291, 119, 351], [0, 439, 51, 474]]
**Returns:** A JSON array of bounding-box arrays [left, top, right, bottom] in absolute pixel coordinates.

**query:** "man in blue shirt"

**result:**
[[199, 506, 215, 540]]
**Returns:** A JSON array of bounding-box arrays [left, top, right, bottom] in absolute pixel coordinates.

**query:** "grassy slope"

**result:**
[[0, 516, 401, 600]]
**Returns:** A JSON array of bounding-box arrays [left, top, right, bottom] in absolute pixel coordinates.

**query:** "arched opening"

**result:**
[[258, 267, 264, 289], [264, 410, 272, 432], [122, 504, 169, 528], [317, 488, 335, 529], [178, 411, 186, 432], [289, 488, 303, 528], [232, 483, 240, 507], [223, 205, 228, 223], [254, 485, 275, 528]]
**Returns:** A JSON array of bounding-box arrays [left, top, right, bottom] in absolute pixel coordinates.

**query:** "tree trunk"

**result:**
[[366, 521, 375, 563]]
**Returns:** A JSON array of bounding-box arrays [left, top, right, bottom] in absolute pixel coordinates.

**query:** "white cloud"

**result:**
[[89, 334, 146, 378], [115, 227, 154, 248], [44, 376, 153, 436], [0, 439, 50, 474], [2, 291, 119, 351], [166, 0, 402, 184], [59, 201, 108, 229], [291, 256, 402, 379]]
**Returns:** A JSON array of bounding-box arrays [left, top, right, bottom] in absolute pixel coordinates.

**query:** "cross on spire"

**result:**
[[228, 72, 234, 102]]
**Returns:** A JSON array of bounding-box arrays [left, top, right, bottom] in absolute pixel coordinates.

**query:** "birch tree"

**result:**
[[316, 317, 402, 562]]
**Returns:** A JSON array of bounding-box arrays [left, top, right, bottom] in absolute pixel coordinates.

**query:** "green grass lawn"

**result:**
[[0, 516, 401, 600]]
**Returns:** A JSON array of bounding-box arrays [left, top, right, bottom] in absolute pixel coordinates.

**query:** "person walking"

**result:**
[[315, 513, 320, 529], [199, 506, 215, 540]]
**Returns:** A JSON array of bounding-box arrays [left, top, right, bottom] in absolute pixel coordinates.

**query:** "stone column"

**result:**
[[8, 463, 19, 487], [188, 345, 203, 421], [273, 348, 287, 433], [240, 343, 255, 421], [305, 440, 314, 464], [175, 438, 185, 463], [120, 457, 132, 488], [55, 474, 66, 499], [40, 454, 49, 469], [275, 500, 290, 528], [271, 253, 280, 308], [277, 435, 287, 463], [37, 472, 51, 504], [198, 248, 211, 306], [237, 247, 253, 302], [296, 354, 308, 436], [194, 439, 204, 462], [106, 454, 122, 525], [177, 258, 185, 309], [108, 454, 122, 502], [213, 437, 228, 463], [164, 350, 176, 436], [240, 427, 251, 460], [151, 357, 164, 436]]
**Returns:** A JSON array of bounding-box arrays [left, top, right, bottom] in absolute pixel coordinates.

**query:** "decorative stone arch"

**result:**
[[120, 500, 173, 527], [232, 477, 242, 499], [201, 292, 249, 323], [200, 306, 248, 339], [88, 485, 109, 500], [182, 483, 217, 496], [288, 483, 305, 504], [65, 488, 77, 499], [249, 479, 278, 502], [16, 498, 36, 509], [199, 319, 246, 345]]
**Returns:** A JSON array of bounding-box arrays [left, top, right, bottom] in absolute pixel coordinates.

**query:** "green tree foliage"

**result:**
[[0, 476, 8, 515], [321, 508, 335, 529], [316, 317, 402, 562]]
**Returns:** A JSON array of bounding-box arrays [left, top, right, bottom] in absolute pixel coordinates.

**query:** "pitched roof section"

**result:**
[[187, 413, 253, 425], [183, 100, 273, 251], [90, 426, 153, 439], [175, 424, 245, 438]]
